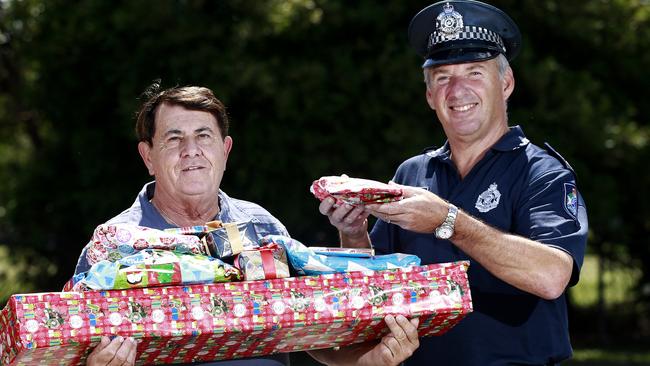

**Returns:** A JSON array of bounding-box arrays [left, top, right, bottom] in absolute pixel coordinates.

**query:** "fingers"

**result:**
[[319, 197, 369, 233], [318, 197, 337, 215], [86, 336, 137, 366], [107, 337, 137, 366], [379, 315, 420, 364]]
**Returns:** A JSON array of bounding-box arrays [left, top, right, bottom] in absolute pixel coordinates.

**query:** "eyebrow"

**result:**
[[162, 126, 215, 138]]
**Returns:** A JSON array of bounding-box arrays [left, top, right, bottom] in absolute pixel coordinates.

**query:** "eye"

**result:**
[[435, 75, 450, 85], [468, 71, 483, 79]]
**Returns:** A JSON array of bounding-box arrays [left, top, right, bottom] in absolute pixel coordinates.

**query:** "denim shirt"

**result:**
[[73, 181, 290, 366]]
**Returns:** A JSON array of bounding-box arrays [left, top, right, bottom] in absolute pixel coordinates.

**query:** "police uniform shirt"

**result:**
[[370, 126, 588, 365]]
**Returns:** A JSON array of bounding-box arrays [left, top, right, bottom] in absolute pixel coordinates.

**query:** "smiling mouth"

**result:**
[[450, 103, 477, 112], [182, 166, 204, 172]]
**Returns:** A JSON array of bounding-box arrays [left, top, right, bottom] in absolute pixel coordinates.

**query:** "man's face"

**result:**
[[138, 103, 232, 200], [425, 58, 513, 141]]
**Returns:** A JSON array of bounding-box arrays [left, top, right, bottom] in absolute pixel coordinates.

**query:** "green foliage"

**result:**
[[0, 0, 649, 343]]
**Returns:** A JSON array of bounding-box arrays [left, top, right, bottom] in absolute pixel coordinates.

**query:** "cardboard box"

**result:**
[[0, 261, 472, 365]]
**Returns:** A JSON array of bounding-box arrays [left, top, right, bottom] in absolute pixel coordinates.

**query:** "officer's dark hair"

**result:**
[[135, 80, 229, 145]]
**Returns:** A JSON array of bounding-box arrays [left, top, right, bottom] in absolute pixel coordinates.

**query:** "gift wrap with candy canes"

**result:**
[[0, 261, 472, 366]]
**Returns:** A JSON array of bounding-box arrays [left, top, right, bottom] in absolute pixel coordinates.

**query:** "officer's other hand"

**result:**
[[358, 315, 420, 366], [319, 197, 369, 238], [86, 336, 137, 366]]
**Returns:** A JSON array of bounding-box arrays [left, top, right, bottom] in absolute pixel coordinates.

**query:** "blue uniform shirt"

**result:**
[[370, 126, 588, 366], [74, 181, 290, 366]]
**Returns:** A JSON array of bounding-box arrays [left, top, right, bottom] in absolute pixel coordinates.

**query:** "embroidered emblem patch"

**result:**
[[564, 183, 578, 219], [475, 183, 501, 213]]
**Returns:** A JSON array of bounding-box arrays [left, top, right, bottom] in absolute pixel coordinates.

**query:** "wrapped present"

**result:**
[[204, 221, 259, 259], [85, 224, 207, 267], [311, 175, 403, 206], [261, 235, 420, 275], [163, 220, 223, 236], [235, 243, 290, 281], [1, 261, 472, 366], [76, 249, 242, 291]]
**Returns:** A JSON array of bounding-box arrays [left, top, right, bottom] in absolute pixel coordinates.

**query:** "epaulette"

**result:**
[[543, 142, 578, 182]]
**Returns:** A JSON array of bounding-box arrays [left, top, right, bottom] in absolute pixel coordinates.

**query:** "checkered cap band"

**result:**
[[428, 25, 506, 52]]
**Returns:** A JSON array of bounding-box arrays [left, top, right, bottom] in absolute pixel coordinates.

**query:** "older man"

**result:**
[[77, 83, 418, 366], [318, 1, 588, 365]]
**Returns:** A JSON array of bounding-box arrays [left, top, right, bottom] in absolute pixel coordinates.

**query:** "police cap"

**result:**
[[408, 0, 521, 68]]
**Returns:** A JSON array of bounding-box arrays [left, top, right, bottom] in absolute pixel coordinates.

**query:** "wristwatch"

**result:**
[[434, 203, 458, 240]]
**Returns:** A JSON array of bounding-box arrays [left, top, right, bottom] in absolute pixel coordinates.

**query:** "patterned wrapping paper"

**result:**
[[310, 175, 404, 206], [204, 221, 259, 259], [85, 224, 207, 267], [261, 235, 421, 275], [0, 261, 472, 366], [78, 250, 242, 291], [235, 244, 290, 281], [164, 220, 259, 259]]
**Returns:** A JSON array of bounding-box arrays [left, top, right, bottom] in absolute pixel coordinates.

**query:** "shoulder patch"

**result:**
[[563, 183, 579, 220], [544, 143, 578, 182]]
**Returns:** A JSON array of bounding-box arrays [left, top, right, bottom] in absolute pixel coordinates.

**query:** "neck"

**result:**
[[151, 195, 220, 227], [449, 125, 509, 178]]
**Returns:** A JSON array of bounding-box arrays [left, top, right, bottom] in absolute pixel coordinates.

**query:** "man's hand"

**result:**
[[308, 315, 420, 366], [86, 336, 137, 366], [366, 184, 448, 234], [318, 197, 370, 243], [358, 315, 420, 366]]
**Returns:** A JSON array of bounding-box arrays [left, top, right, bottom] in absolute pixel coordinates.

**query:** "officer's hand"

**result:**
[[319, 197, 370, 239], [86, 336, 137, 366], [366, 183, 448, 234], [361, 315, 420, 366], [307, 315, 420, 366]]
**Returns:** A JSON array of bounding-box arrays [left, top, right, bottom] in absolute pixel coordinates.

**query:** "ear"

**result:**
[[502, 66, 515, 100], [137, 141, 155, 176], [222, 136, 233, 170]]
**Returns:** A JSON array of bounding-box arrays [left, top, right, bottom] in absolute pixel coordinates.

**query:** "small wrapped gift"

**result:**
[[235, 243, 290, 281], [76, 249, 242, 291], [204, 221, 259, 259], [261, 235, 420, 275], [85, 224, 207, 267], [311, 175, 404, 206]]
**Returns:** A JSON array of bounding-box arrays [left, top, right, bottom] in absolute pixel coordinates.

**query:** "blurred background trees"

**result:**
[[1, 0, 649, 353]]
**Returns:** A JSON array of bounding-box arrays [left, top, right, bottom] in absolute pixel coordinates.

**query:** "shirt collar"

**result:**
[[426, 125, 529, 160], [139, 181, 239, 223]]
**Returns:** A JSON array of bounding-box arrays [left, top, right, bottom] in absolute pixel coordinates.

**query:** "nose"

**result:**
[[446, 76, 467, 98], [180, 137, 202, 157]]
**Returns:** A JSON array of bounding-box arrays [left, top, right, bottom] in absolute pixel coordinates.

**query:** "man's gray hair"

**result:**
[[423, 54, 510, 88]]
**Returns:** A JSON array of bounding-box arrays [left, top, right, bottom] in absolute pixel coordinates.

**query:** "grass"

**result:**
[[569, 254, 642, 308], [566, 349, 650, 365]]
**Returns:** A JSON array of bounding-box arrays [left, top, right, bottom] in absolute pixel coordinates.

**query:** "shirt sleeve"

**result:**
[[515, 168, 588, 286]]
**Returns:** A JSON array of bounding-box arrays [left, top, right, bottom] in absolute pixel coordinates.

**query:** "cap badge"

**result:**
[[436, 3, 463, 40]]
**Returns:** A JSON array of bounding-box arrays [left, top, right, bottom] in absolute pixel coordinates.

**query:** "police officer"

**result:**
[[318, 1, 588, 365]]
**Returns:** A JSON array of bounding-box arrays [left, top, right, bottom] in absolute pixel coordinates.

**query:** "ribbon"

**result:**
[[235, 243, 280, 280], [224, 222, 244, 256]]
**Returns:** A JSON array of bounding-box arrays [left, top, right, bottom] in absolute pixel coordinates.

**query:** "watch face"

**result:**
[[436, 225, 453, 239]]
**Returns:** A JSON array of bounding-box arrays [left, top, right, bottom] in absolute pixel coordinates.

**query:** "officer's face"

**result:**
[[424, 58, 514, 141], [138, 103, 232, 201]]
